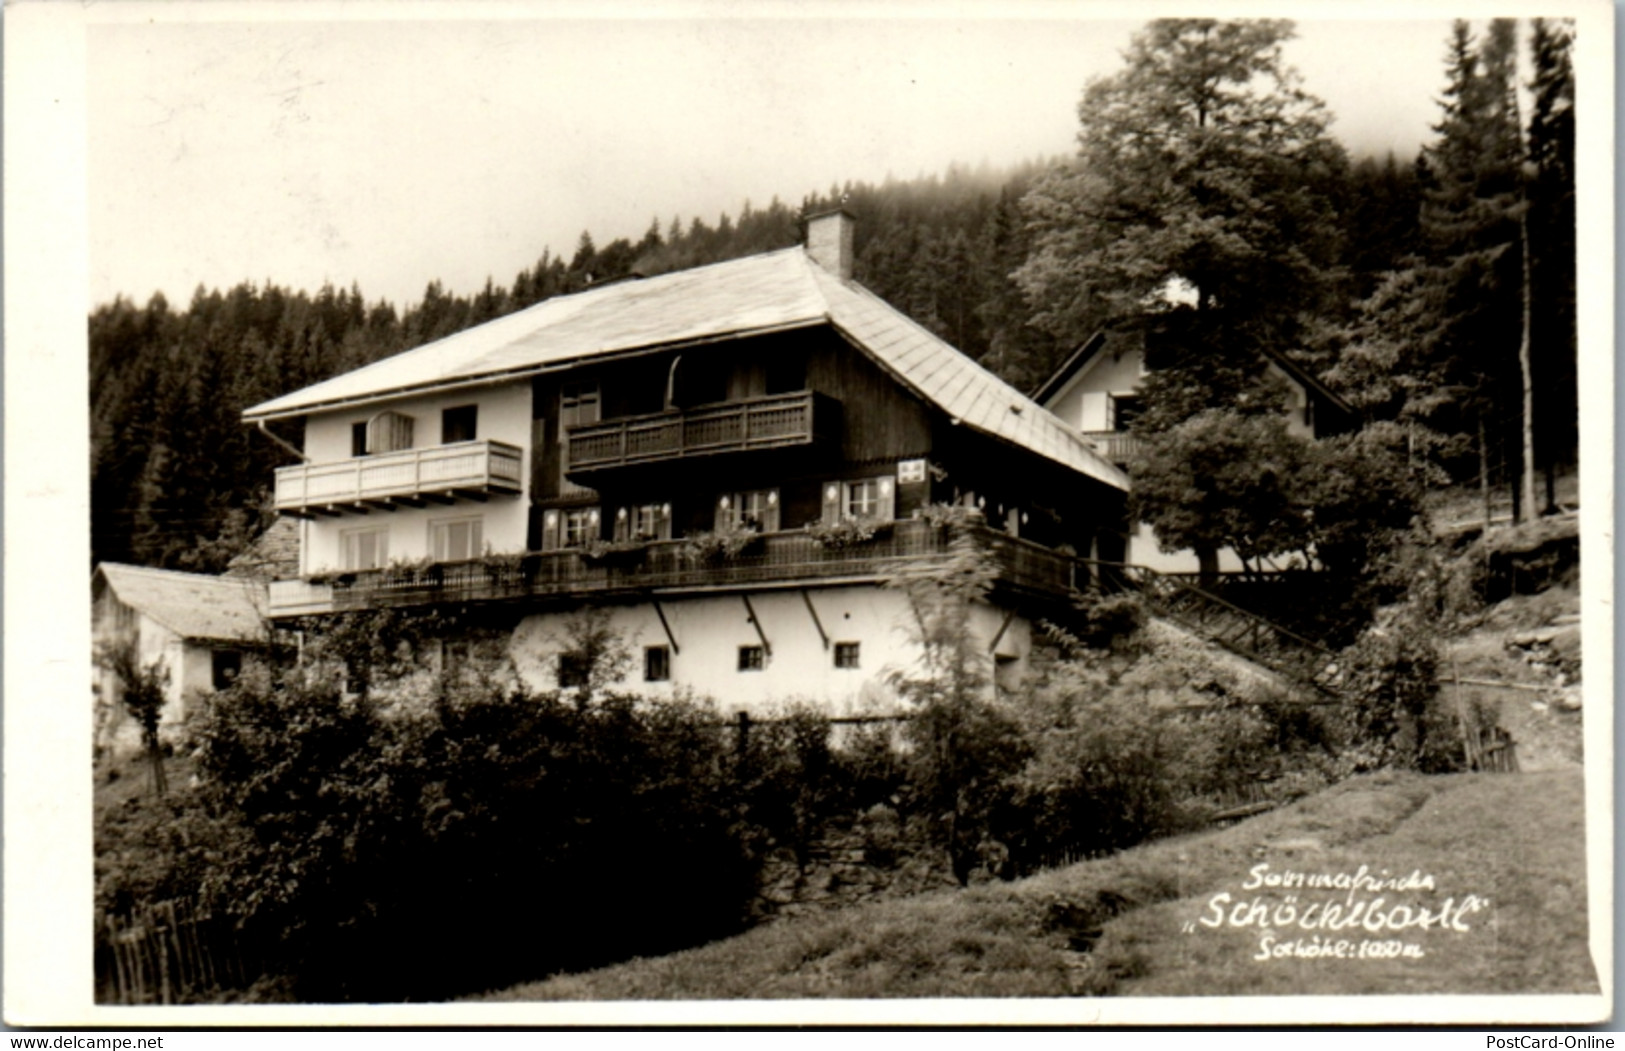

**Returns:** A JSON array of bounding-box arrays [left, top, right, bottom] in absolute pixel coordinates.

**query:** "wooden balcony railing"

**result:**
[[264, 520, 1080, 617], [274, 440, 524, 516], [1082, 430, 1144, 466], [566, 391, 836, 474]]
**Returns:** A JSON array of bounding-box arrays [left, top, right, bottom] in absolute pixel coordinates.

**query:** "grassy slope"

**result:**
[[480, 768, 1597, 1000]]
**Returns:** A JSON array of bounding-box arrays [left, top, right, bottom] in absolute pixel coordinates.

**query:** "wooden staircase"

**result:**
[[1085, 562, 1342, 698]]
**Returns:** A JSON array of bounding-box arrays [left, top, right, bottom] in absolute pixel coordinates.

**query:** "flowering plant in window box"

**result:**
[[580, 537, 650, 568], [681, 523, 761, 564], [805, 516, 888, 550]]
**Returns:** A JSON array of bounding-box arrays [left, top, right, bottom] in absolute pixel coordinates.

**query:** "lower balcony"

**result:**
[[265, 520, 1081, 617], [274, 440, 524, 517]]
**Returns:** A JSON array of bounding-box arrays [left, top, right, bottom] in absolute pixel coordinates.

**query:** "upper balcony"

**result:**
[[1082, 430, 1144, 467], [264, 519, 1081, 618], [565, 391, 840, 478], [274, 440, 524, 517]]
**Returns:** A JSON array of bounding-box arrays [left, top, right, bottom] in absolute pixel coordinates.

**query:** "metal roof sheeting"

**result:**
[[244, 247, 1126, 490]]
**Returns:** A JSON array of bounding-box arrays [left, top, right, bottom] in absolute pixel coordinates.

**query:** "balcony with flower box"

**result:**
[[263, 518, 1081, 618], [274, 440, 524, 517]]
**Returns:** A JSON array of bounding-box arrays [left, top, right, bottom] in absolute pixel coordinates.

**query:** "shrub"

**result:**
[[804, 516, 881, 549]]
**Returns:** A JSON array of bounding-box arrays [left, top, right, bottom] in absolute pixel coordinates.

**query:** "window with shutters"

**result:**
[[341, 527, 389, 571], [616, 503, 672, 541], [844, 477, 895, 520], [563, 507, 599, 547], [717, 489, 779, 532], [559, 383, 600, 495], [430, 517, 484, 562]]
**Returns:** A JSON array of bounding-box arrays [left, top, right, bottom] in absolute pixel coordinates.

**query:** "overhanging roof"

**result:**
[[95, 563, 267, 643], [244, 248, 1128, 491]]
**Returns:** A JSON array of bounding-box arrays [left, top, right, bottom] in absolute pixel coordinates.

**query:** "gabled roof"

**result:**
[[94, 563, 267, 643], [1032, 331, 1108, 406], [1031, 328, 1354, 419], [244, 248, 1127, 491]]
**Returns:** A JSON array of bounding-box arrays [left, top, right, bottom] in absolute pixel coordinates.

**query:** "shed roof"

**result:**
[[95, 563, 267, 643], [244, 247, 1127, 490]]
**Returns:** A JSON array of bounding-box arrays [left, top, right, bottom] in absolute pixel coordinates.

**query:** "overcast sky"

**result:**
[[88, 8, 1467, 311]]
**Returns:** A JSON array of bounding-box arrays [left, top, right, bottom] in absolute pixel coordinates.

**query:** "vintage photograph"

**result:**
[[5, 0, 1612, 1027]]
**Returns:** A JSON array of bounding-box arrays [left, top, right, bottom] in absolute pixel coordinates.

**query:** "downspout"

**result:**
[[253, 420, 311, 578], [665, 355, 682, 410], [255, 419, 308, 463]]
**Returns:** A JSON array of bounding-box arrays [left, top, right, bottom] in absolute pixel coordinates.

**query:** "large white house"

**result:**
[[243, 212, 1130, 713]]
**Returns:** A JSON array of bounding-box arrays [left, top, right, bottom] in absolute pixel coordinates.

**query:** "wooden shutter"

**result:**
[[874, 478, 896, 522], [821, 482, 842, 524], [367, 411, 415, 453], [540, 510, 562, 551]]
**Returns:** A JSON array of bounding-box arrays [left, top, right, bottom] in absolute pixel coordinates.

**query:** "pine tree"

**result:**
[[1527, 18, 1578, 507]]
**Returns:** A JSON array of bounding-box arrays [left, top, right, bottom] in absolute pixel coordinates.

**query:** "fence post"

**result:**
[[736, 710, 751, 759]]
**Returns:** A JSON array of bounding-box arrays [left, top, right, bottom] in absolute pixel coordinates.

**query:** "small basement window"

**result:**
[[645, 645, 671, 682], [833, 642, 860, 669], [558, 651, 590, 689], [738, 645, 765, 672]]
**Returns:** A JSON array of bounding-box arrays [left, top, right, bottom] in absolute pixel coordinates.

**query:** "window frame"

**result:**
[[340, 526, 390, 571], [717, 488, 780, 533], [562, 507, 600, 548], [644, 645, 671, 682], [833, 641, 861, 670], [737, 645, 765, 672], [429, 515, 484, 563], [211, 649, 243, 690], [441, 404, 479, 444]]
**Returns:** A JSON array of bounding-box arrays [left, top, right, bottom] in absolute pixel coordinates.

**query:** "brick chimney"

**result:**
[[805, 208, 855, 280]]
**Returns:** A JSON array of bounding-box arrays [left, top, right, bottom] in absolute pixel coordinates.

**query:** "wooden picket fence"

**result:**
[[96, 898, 259, 1004]]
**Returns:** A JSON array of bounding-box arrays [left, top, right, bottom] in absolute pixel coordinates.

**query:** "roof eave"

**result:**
[[241, 317, 831, 423]]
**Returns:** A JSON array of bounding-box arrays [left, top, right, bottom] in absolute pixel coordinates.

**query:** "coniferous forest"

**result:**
[[90, 18, 1577, 573]]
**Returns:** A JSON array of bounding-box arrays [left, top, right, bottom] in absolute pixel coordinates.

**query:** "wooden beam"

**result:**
[[740, 593, 771, 656], [422, 492, 456, 505], [453, 489, 490, 503], [988, 606, 1018, 654], [311, 505, 344, 518], [800, 589, 829, 650], [393, 495, 426, 508], [652, 599, 680, 655], [278, 508, 314, 520], [364, 499, 399, 512]]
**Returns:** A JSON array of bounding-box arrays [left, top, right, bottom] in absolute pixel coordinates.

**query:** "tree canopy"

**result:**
[[1017, 18, 1348, 415]]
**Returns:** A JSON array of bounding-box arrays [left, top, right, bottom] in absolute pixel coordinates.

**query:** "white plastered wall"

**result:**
[[1045, 345, 1145, 431], [300, 383, 532, 573], [509, 584, 1033, 716]]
